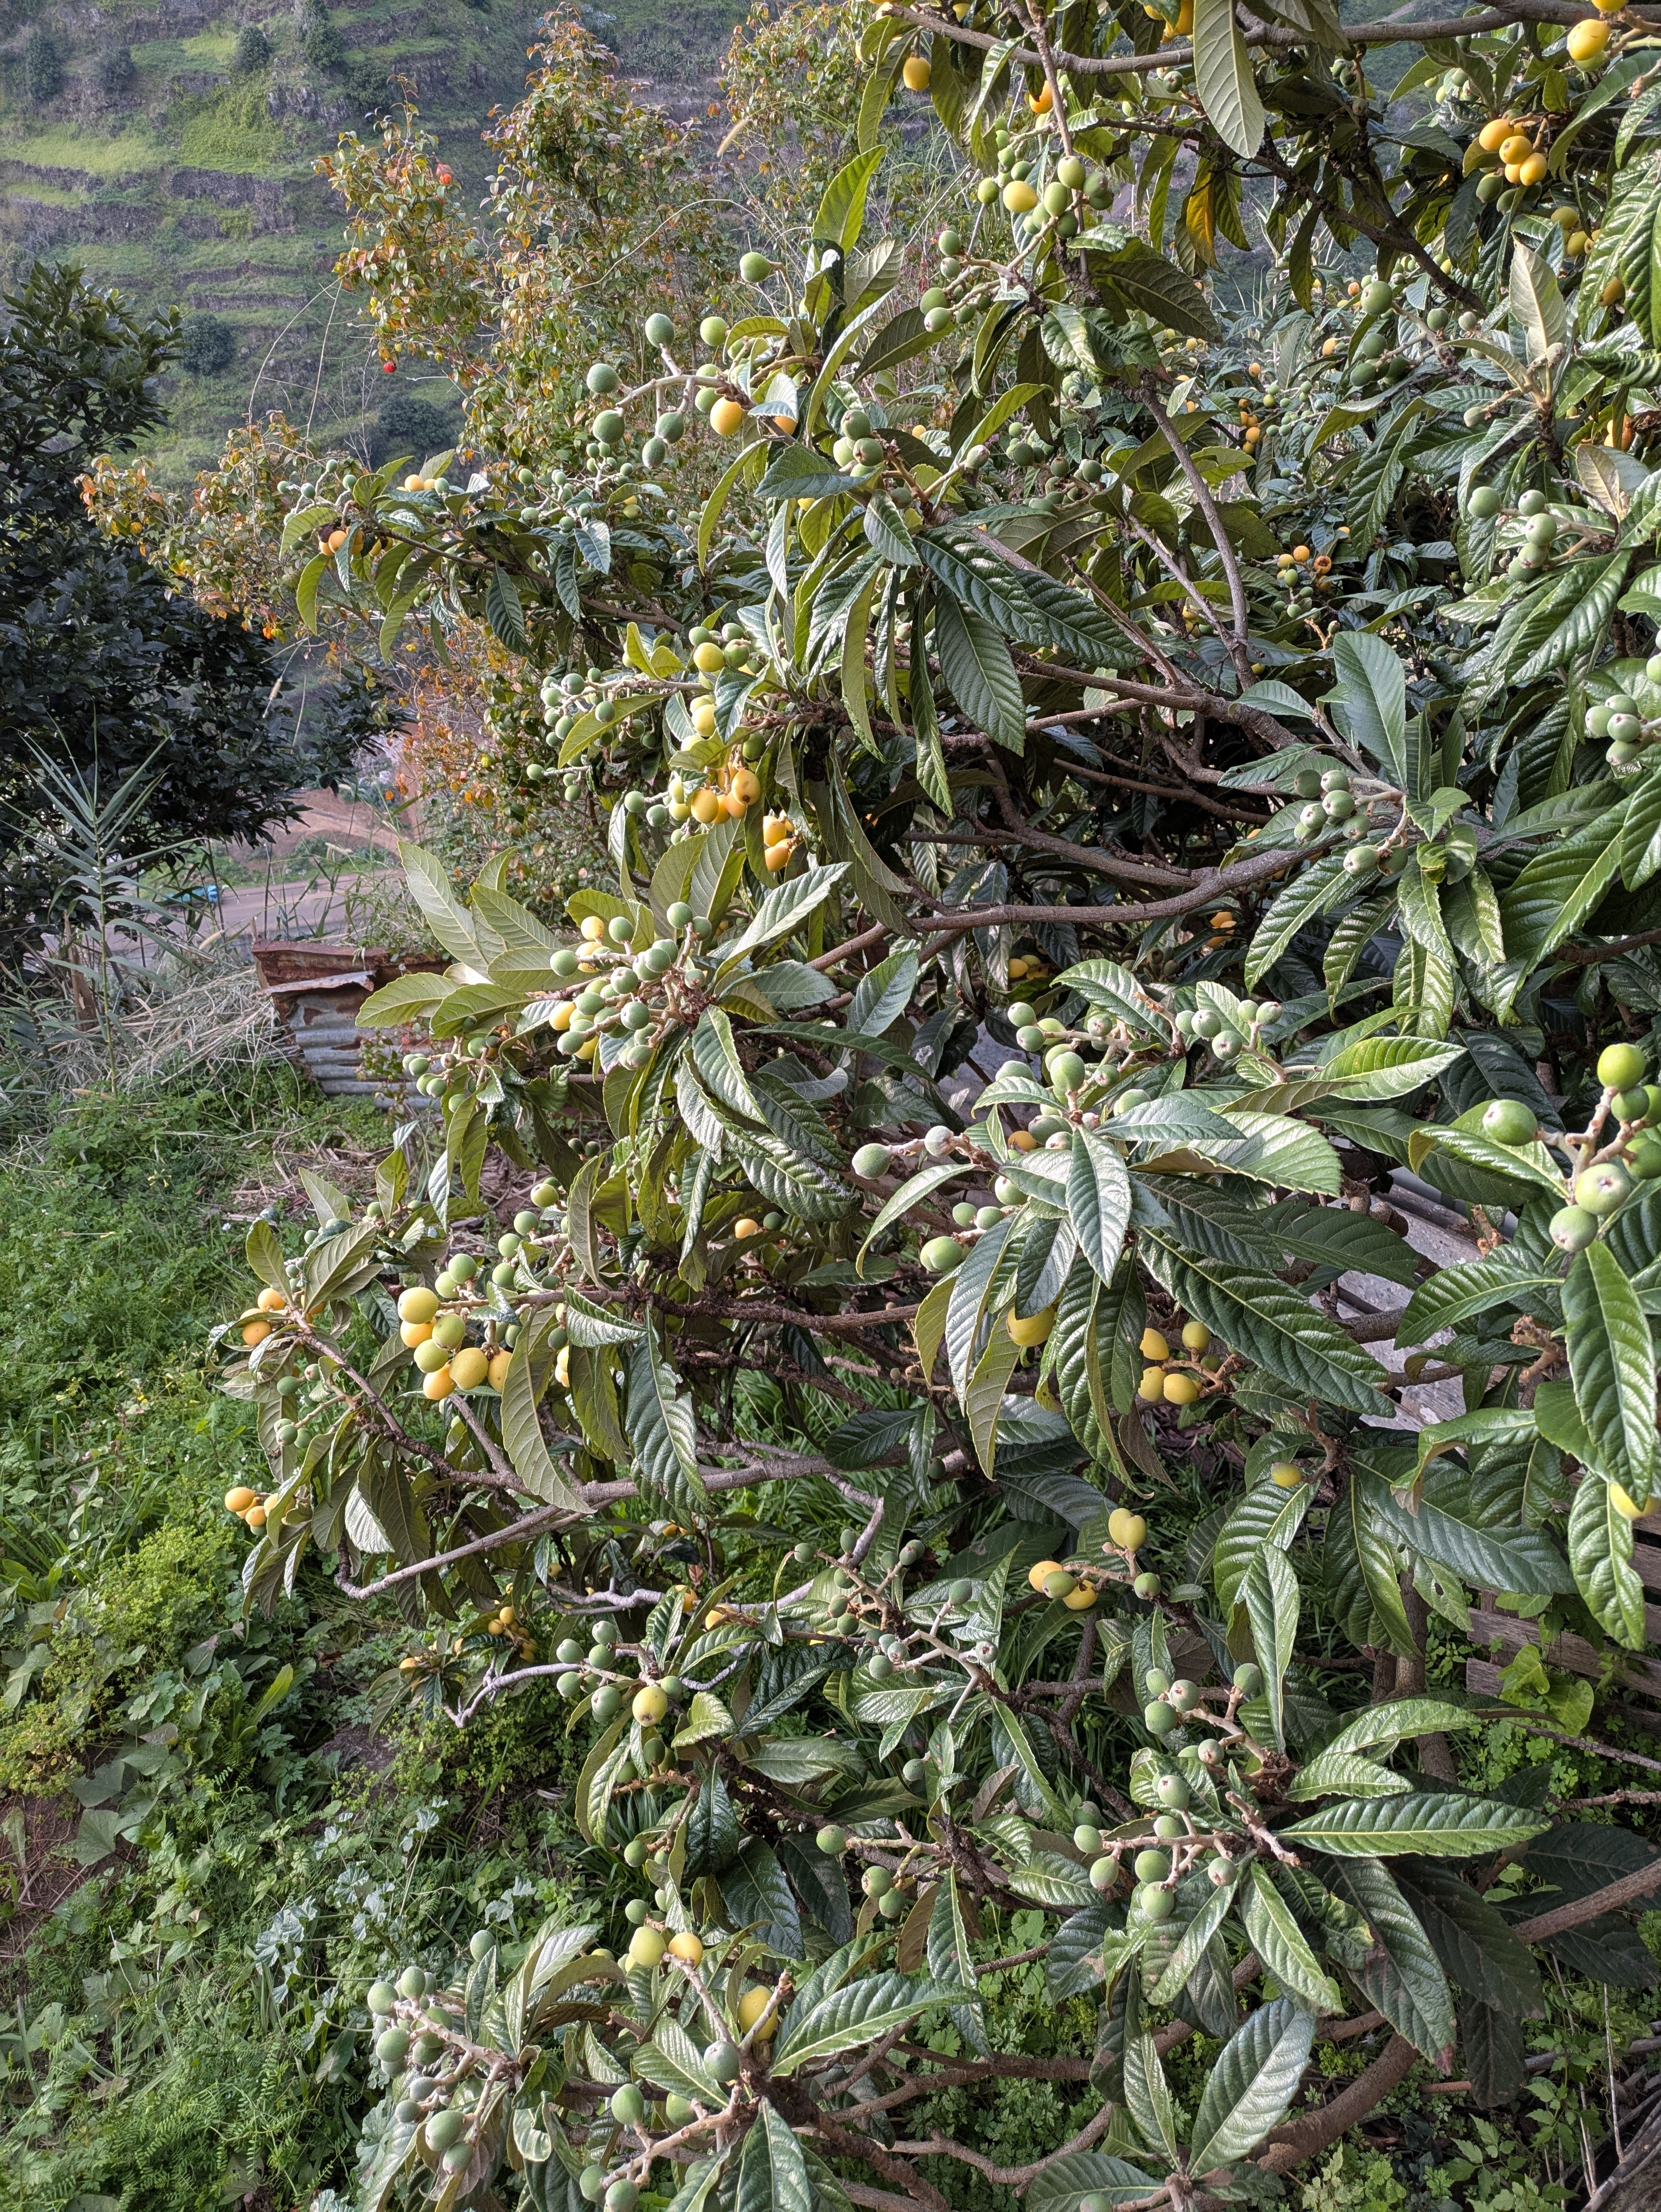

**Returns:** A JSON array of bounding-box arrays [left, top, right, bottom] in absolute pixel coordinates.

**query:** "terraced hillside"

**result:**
[[0, 0, 742, 479]]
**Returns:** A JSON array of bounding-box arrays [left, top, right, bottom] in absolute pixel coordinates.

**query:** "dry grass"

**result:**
[[0, 934, 286, 1109]]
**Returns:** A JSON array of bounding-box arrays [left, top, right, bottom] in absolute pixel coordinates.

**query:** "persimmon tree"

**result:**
[[137, 0, 1661, 2202]]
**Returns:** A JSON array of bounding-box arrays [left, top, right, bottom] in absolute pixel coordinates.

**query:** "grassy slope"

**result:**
[[0, 0, 742, 482], [0, 1077, 591, 2210]]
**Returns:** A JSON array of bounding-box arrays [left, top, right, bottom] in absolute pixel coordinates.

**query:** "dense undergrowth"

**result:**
[[0, 1078, 1658, 2210]]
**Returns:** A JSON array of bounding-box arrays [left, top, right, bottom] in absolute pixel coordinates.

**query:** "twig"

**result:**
[[1531, 1729, 1661, 1776], [1140, 386, 1253, 687], [1512, 1858, 1661, 1946], [892, 2090, 1120, 2186], [335, 1501, 578, 1599]]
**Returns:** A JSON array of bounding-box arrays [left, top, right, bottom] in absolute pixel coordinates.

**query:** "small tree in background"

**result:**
[[233, 21, 272, 72], [370, 388, 458, 467], [92, 44, 136, 100], [0, 263, 370, 959], [297, 2, 344, 74], [179, 312, 237, 377], [23, 29, 62, 105]]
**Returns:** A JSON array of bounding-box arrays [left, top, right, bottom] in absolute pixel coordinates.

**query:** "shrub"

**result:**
[[369, 389, 455, 466], [92, 43, 136, 99], [23, 27, 62, 103], [342, 54, 391, 116], [178, 311, 235, 376], [232, 21, 271, 72], [297, 4, 343, 72]]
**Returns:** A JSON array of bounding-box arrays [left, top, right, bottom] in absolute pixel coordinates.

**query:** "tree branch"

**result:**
[[807, 2114, 953, 2212], [893, 2088, 1122, 2187], [1255, 2033, 1419, 2172], [1140, 386, 1253, 686], [915, 838, 1309, 932], [335, 1500, 579, 1599], [1251, 1859, 1661, 2171], [884, 0, 1578, 80], [1511, 1856, 1661, 1945]]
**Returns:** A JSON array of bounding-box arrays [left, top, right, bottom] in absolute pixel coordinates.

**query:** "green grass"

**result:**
[[0, 1072, 591, 2212], [0, 123, 170, 176], [178, 28, 239, 65], [176, 88, 289, 173]]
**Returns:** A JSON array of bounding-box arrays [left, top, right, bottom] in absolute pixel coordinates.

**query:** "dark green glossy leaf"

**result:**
[[1283, 1792, 1549, 1857]]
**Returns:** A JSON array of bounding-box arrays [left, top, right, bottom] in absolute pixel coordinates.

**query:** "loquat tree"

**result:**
[[96, 0, 1661, 2203]]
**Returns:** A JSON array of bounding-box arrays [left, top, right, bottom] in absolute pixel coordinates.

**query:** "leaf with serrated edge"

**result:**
[[1244, 1866, 1343, 2011], [1241, 1543, 1298, 1750], [1317, 1853, 1456, 2065], [1122, 2032, 1181, 2163], [1282, 1792, 1549, 1856], [1288, 1749, 1410, 1801], [1213, 1477, 1312, 1614], [500, 1307, 587, 1510], [1026, 2158, 1162, 2212], [964, 1324, 1022, 1473], [637, 2017, 725, 2104], [935, 588, 1026, 750], [1148, 1863, 1242, 2005], [771, 1973, 974, 2075], [1141, 1236, 1388, 1412], [1191, 0, 1265, 156], [1393, 1862, 1543, 2016], [1569, 1470, 1647, 1647], [1188, 2000, 1316, 2176], [627, 1323, 701, 1508], [1397, 1258, 1561, 1346], [1067, 1124, 1132, 1283], [928, 1872, 989, 2051], [736, 2101, 811, 2212], [1321, 1697, 1487, 1758], [1563, 1241, 1656, 1496]]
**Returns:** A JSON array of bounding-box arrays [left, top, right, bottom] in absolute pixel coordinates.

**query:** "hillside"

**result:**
[[0, 0, 743, 480]]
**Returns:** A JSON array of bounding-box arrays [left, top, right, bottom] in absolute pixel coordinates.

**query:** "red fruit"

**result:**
[[381, 359, 396, 374]]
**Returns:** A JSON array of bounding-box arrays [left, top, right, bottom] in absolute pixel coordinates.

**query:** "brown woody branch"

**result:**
[[1256, 2034, 1419, 2173], [891, 0, 1595, 72], [914, 835, 1308, 932], [335, 1500, 579, 1599], [1064, 752, 1270, 824], [806, 2112, 954, 2212], [1511, 1856, 1661, 1944], [891, 2089, 1120, 2187]]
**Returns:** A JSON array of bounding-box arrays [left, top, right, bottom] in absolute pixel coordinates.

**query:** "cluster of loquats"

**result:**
[[1134, 1317, 1216, 1409], [1473, 1041, 1661, 1284], [395, 1283, 514, 1403], [1463, 481, 1616, 591]]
